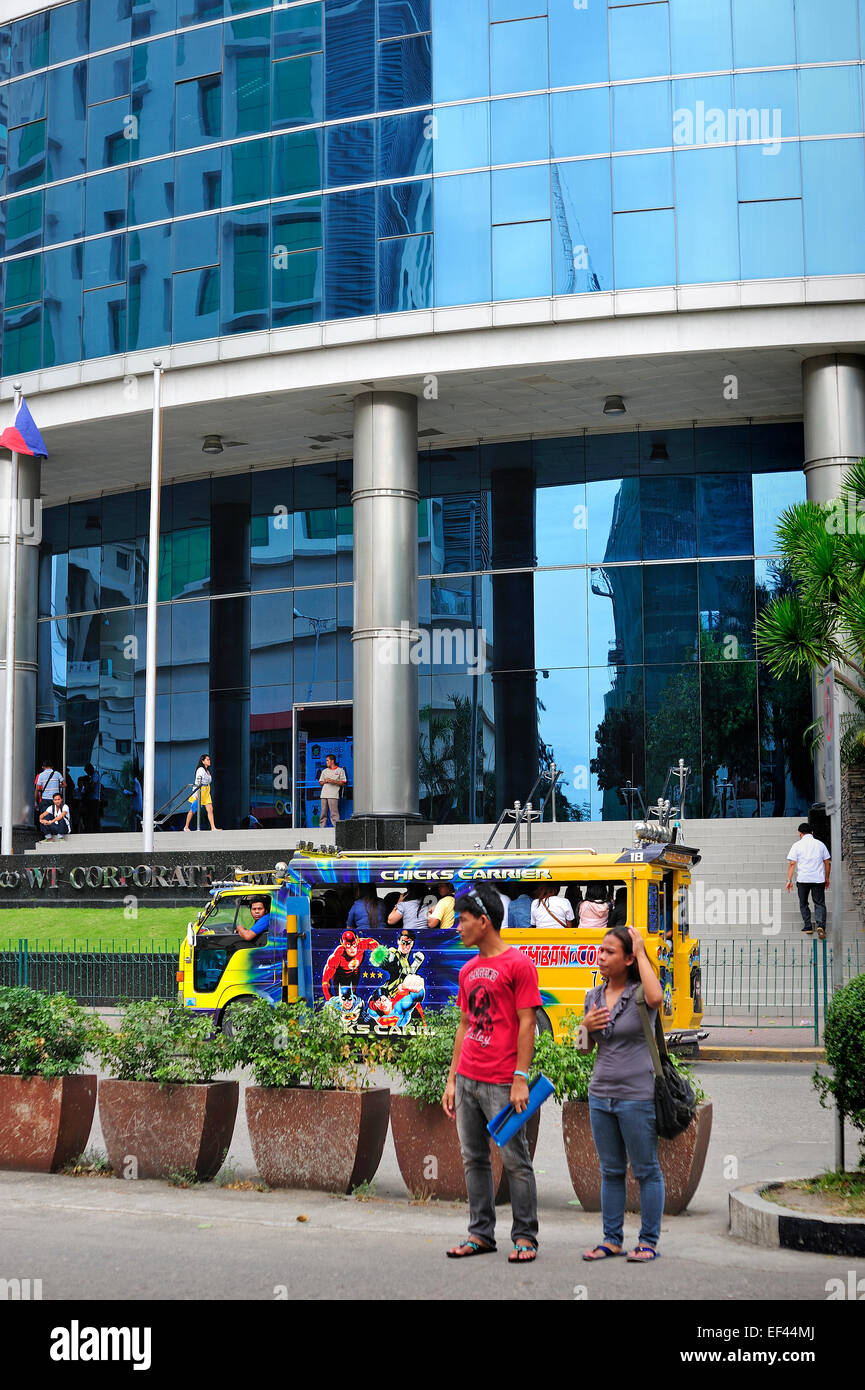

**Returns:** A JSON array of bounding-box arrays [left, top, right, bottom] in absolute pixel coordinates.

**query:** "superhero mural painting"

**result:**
[[319, 926, 428, 1033]]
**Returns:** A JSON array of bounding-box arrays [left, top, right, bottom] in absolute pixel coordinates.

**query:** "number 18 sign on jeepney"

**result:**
[[822, 665, 841, 814]]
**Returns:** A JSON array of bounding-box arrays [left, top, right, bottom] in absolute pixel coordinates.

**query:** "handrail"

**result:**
[[153, 782, 197, 829], [485, 766, 563, 850]]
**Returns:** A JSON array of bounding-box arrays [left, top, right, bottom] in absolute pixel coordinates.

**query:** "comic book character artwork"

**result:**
[[369, 928, 425, 997], [325, 983, 364, 1023], [365, 974, 426, 1028], [321, 930, 380, 1001]]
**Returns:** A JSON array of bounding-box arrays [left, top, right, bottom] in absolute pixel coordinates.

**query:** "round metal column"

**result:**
[[351, 391, 419, 818], [0, 453, 41, 830], [802, 354, 865, 504]]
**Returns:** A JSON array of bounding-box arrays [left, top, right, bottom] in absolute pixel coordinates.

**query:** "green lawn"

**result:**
[[0, 908, 193, 952]]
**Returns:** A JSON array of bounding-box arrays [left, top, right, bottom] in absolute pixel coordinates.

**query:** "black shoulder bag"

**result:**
[[635, 984, 697, 1140]]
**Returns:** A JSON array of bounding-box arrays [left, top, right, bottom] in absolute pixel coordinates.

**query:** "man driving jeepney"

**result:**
[[237, 896, 271, 941]]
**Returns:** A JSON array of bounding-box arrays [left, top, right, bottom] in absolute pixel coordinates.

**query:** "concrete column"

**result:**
[[802, 354, 865, 504], [351, 391, 418, 817], [0, 454, 41, 828]]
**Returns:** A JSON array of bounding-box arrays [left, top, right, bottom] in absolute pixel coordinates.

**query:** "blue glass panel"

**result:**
[[731, 0, 795, 67], [177, 0, 221, 25], [50, 2, 90, 66], [378, 33, 432, 109], [586, 475, 640, 562], [273, 53, 323, 127], [89, 0, 132, 51], [46, 63, 87, 183], [551, 87, 610, 159], [324, 0, 375, 120], [739, 199, 803, 280], [535, 477, 587, 566], [641, 475, 695, 560], [129, 157, 174, 224], [796, 0, 859, 62], [612, 81, 671, 153], [84, 231, 126, 288], [5, 253, 41, 306], [610, 3, 670, 82], [587, 565, 643, 666], [272, 195, 322, 252], [432, 0, 489, 101], [548, 0, 607, 86], [272, 128, 322, 196], [492, 220, 552, 299], [272, 246, 322, 326], [432, 102, 489, 173], [221, 206, 269, 333], [738, 142, 800, 203], [672, 75, 733, 150], [6, 191, 43, 254], [490, 17, 547, 97], [175, 24, 221, 79], [699, 561, 755, 659], [87, 96, 130, 169], [224, 16, 271, 137], [552, 158, 613, 293], [669, 0, 732, 73], [324, 186, 375, 317], [614, 208, 675, 289], [326, 119, 374, 185], [83, 283, 126, 357], [3, 306, 42, 373], [378, 109, 432, 180], [491, 0, 545, 16], [175, 74, 222, 148], [380, 0, 430, 37], [802, 138, 865, 275], [223, 138, 271, 203], [45, 179, 84, 245], [273, 2, 322, 57], [9, 120, 46, 191], [753, 471, 805, 555], [10, 74, 46, 126], [697, 473, 753, 556], [378, 232, 433, 311], [175, 147, 222, 214], [535, 569, 588, 668], [799, 67, 861, 137], [174, 213, 218, 270], [172, 265, 220, 339], [643, 565, 697, 664], [675, 146, 739, 282], [492, 164, 549, 224], [132, 0, 177, 39], [89, 51, 131, 104], [434, 170, 490, 305], [490, 95, 549, 164], [11, 13, 49, 76], [733, 70, 799, 143], [613, 152, 672, 212], [85, 167, 128, 234], [127, 222, 172, 348], [378, 179, 432, 236]]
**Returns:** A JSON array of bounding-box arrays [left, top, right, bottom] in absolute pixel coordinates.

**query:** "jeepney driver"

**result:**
[[237, 896, 271, 942]]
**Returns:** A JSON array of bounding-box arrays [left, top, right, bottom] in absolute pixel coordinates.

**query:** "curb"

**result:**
[[729, 1182, 865, 1256], [699, 1046, 825, 1063]]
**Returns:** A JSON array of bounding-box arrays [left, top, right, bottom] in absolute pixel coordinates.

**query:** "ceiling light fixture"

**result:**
[[649, 441, 670, 462], [603, 395, 627, 416], [202, 435, 224, 455]]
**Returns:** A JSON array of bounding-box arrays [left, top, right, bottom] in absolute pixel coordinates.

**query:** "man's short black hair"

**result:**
[[798, 822, 811, 834], [455, 883, 504, 931], [250, 896, 271, 911]]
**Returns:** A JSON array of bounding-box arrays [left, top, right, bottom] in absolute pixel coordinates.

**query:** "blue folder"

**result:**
[[487, 1074, 555, 1147]]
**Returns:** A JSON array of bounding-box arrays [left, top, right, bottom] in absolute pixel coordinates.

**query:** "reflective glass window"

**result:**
[[50, 1, 90, 66], [589, 664, 645, 820], [131, 37, 175, 160], [738, 142, 801, 205], [45, 180, 84, 247], [251, 597, 293, 686], [551, 88, 610, 160], [672, 74, 733, 149], [272, 128, 322, 197], [324, 0, 374, 121], [127, 222, 172, 349], [177, 0, 221, 25], [273, 53, 323, 128], [221, 207, 269, 334], [222, 138, 271, 204], [739, 199, 804, 281], [378, 33, 432, 109], [6, 191, 43, 254], [46, 64, 87, 183], [224, 16, 271, 138], [174, 213, 218, 271], [432, 102, 489, 173], [175, 74, 222, 148], [490, 17, 547, 97], [613, 81, 671, 153], [732, 0, 796, 67], [536, 669, 591, 817], [669, 0, 732, 73], [613, 153, 672, 213], [273, 2, 322, 57], [85, 168, 128, 235], [4, 307, 42, 374], [292, 587, 337, 694], [272, 246, 322, 326], [326, 119, 375, 186], [378, 232, 432, 311], [42, 244, 83, 366], [87, 96, 131, 170], [640, 475, 695, 560], [381, 0, 430, 36], [9, 120, 46, 192], [172, 264, 220, 340], [324, 187, 375, 318], [643, 565, 697, 664], [796, 0, 859, 61], [434, 171, 491, 305], [799, 66, 861, 137], [89, 0, 132, 52], [490, 95, 549, 164], [251, 509, 293, 590], [432, 0, 488, 101], [6, 253, 41, 306], [132, 0, 177, 39], [162, 528, 210, 599], [535, 569, 588, 669], [535, 483, 587, 567], [83, 283, 126, 357], [11, 12, 49, 76], [733, 70, 799, 144], [492, 165, 549, 224], [89, 51, 131, 105], [586, 476, 640, 563], [378, 109, 432, 180], [610, 3, 671, 81], [588, 565, 642, 668], [613, 208, 675, 288], [645, 666, 702, 813], [129, 157, 174, 225], [492, 220, 551, 300], [175, 24, 221, 80], [174, 147, 222, 215], [548, 0, 606, 85], [752, 470, 806, 555], [84, 232, 126, 288], [697, 473, 753, 556], [757, 629, 814, 817], [273, 196, 321, 252], [700, 662, 758, 817], [100, 542, 142, 610], [378, 179, 431, 237], [802, 138, 865, 277], [552, 159, 613, 293], [699, 560, 755, 660], [10, 74, 46, 127], [696, 425, 750, 474], [169, 600, 210, 688], [675, 146, 739, 283]]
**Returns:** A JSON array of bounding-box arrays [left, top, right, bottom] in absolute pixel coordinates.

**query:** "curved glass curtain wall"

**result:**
[[2, 0, 865, 368]]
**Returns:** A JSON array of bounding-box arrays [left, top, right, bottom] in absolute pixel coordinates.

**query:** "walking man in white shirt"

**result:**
[[786, 822, 831, 939], [319, 753, 347, 827]]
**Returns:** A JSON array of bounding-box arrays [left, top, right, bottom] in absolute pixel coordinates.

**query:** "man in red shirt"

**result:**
[[442, 883, 541, 1264]]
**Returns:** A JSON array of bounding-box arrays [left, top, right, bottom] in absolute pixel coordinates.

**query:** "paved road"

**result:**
[[0, 1063, 862, 1301]]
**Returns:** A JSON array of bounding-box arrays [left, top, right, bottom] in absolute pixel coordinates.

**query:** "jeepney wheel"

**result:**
[[535, 1008, 553, 1036], [220, 996, 258, 1040]]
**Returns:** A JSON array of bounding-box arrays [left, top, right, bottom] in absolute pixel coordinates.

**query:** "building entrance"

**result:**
[[292, 702, 353, 830]]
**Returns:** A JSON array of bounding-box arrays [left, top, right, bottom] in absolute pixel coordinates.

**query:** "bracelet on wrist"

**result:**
[[513, 1070, 531, 1081]]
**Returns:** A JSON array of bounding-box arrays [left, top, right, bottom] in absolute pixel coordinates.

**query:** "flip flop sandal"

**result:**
[[582, 1245, 624, 1261], [446, 1240, 496, 1259], [627, 1245, 660, 1262], [508, 1244, 537, 1263]]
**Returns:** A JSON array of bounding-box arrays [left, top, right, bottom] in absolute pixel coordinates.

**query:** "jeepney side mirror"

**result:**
[[186, 923, 195, 947]]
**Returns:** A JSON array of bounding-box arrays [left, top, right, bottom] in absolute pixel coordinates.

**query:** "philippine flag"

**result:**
[[0, 399, 49, 458]]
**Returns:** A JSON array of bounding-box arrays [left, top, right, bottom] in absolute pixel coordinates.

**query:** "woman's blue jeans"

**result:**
[[588, 1096, 664, 1248]]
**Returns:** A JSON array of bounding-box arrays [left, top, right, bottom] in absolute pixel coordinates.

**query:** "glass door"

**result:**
[[292, 702, 353, 829]]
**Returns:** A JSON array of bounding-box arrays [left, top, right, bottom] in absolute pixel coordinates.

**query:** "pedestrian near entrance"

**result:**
[[39, 791, 71, 841], [318, 753, 346, 827], [786, 822, 831, 939], [442, 883, 541, 1264], [184, 754, 218, 832], [35, 762, 64, 820]]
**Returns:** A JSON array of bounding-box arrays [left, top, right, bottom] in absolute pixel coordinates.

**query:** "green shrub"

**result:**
[[229, 998, 380, 1090], [96, 997, 232, 1084], [385, 1004, 461, 1107], [0, 986, 96, 1079], [814, 972, 865, 1162]]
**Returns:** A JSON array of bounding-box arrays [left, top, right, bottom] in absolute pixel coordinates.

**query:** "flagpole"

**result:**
[[1, 383, 23, 857], [142, 361, 163, 855]]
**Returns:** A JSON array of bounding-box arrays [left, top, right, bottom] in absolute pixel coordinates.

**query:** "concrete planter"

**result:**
[[562, 1100, 713, 1215], [98, 1079, 238, 1181], [389, 1095, 541, 1202], [245, 1085, 390, 1192], [0, 1074, 96, 1172]]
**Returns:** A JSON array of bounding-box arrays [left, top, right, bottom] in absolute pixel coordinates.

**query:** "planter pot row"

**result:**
[[0, 1076, 712, 1213]]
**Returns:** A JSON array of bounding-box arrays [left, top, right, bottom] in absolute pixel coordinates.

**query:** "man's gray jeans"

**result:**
[[455, 1073, 538, 1249]]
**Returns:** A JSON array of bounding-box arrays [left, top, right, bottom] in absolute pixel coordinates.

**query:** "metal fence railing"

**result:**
[[699, 938, 864, 1040], [0, 941, 177, 1007]]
